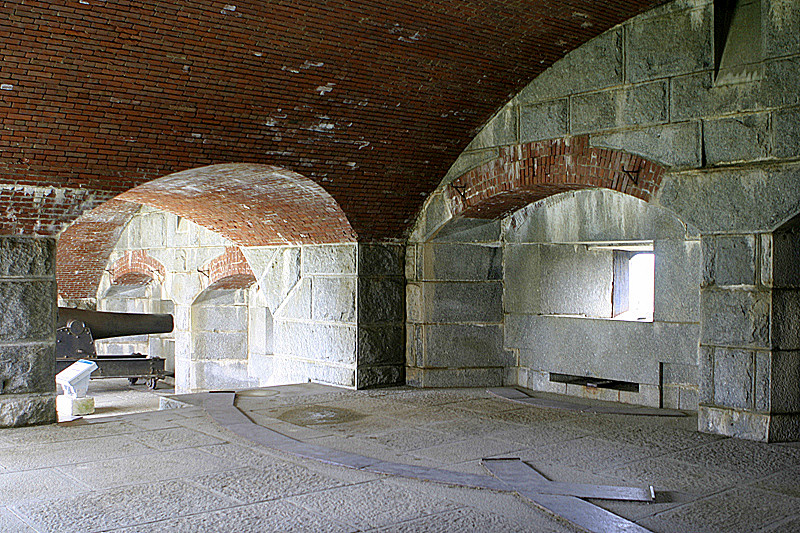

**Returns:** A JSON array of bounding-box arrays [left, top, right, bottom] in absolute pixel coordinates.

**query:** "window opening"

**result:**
[[613, 251, 654, 322], [538, 241, 654, 322]]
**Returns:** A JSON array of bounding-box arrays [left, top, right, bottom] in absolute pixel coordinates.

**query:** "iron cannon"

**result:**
[[56, 308, 174, 389]]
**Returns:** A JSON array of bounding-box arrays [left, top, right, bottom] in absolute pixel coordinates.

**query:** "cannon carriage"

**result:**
[[56, 308, 174, 389]]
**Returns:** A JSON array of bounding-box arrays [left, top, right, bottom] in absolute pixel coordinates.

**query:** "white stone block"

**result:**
[[56, 395, 95, 417]]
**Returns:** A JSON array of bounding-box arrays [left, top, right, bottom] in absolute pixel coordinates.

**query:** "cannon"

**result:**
[[56, 308, 174, 389]]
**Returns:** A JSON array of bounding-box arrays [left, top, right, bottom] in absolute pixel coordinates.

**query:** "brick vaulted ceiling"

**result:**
[[2, 0, 666, 241]]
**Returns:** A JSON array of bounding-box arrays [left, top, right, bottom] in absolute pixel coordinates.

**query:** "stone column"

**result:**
[[698, 229, 800, 441], [0, 237, 57, 427], [762, 221, 800, 440], [405, 220, 510, 388], [356, 244, 405, 388]]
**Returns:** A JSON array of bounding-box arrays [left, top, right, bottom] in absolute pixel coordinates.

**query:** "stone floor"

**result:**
[[2, 383, 800, 532], [84, 378, 175, 419]]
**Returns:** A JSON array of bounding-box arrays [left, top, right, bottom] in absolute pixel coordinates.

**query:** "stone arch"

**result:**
[[407, 186, 702, 403], [445, 135, 666, 220], [95, 254, 176, 370]]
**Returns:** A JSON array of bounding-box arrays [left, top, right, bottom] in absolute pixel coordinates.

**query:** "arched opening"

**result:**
[[445, 136, 665, 221], [408, 187, 702, 409], [190, 274, 262, 391], [95, 271, 176, 376], [55, 163, 383, 396]]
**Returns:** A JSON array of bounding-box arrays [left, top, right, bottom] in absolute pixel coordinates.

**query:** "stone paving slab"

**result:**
[[638, 487, 800, 533], [198, 441, 383, 487], [191, 464, 345, 504], [760, 515, 800, 532], [361, 426, 456, 451], [514, 436, 660, 474], [598, 455, 743, 494], [492, 405, 580, 425], [0, 419, 139, 445], [368, 505, 573, 533], [494, 420, 592, 448], [130, 426, 226, 451], [578, 417, 723, 454], [387, 404, 469, 424], [423, 415, 522, 440], [384, 476, 585, 533], [751, 466, 800, 499], [287, 479, 462, 530], [409, 436, 528, 465], [316, 414, 405, 437], [0, 434, 154, 472], [124, 411, 198, 431], [58, 447, 239, 490], [114, 500, 355, 533], [665, 436, 799, 479], [379, 388, 492, 407], [13, 479, 240, 533], [0, 508, 36, 533], [450, 397, 528, 415], [0, 468, 91, 507], [316, 396, 420, 415]]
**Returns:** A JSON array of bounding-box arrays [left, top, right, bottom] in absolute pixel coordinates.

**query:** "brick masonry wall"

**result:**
[[109, 250, 166, 283], [204, 247, 256, 288], [446, 135, 665, 219], [56, 198, 141, 301], [1, 0, 664, 241]]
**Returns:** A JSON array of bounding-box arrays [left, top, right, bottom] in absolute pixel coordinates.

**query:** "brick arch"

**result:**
[[446, 135, 666, 219], [202, 247, 256, 290], [56, 198, 142, 301], [109, 250, 166, 284], [118, 163, 357, 246]]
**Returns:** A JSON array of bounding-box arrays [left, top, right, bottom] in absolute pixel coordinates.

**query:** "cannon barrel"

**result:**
[[57, 308, 174, 340]]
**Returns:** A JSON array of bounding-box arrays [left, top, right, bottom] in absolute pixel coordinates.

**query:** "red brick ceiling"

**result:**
[[2, 0, 665, 241]]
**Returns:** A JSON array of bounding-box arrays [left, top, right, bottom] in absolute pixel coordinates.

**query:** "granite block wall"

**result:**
[[92, 207, 403, 393], [409, 0, 800, 440], [0, 237, 57, 427]]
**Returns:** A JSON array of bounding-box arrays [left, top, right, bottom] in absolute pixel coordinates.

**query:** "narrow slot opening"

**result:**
[[549, 372, 639, 393]]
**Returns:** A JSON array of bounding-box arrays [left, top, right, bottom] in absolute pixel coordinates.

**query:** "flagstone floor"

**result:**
[[3, 383, 799, 532]]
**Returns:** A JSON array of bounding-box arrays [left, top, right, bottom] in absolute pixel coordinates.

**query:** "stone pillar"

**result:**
[[405, 220, 510, 388], [0, 237, 57, 427], [698, 228, 800, 442], [762, 220, 800, 439], [356, 244, 405, 388]]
